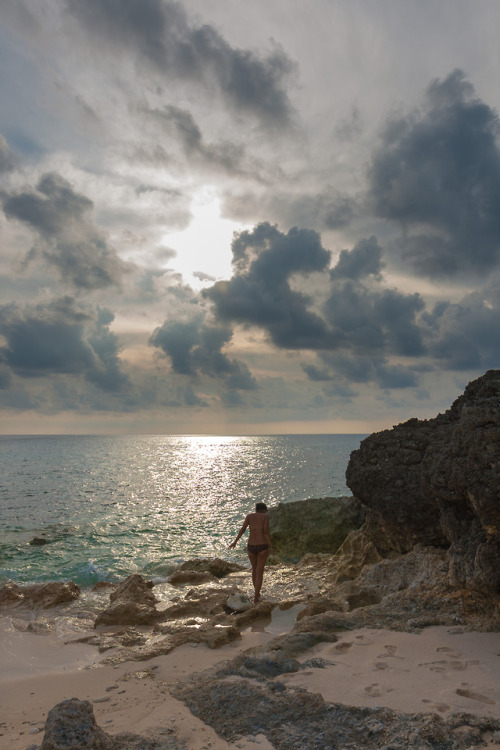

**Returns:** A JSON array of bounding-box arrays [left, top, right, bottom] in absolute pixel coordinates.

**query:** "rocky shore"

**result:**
[[1, 370, 499, 749]]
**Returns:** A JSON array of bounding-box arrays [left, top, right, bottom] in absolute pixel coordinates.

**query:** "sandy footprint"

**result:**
[[421, 699, 451, 713], [456, 687, 496, 705], [377, 644, 402, 659], [364, 683, 395, 697], [354, 634, 373, 646], [436, 646, 461, 659], [374, 661, 389, 671], [419, 659, 472, 672], [333, 641, 353, 653]]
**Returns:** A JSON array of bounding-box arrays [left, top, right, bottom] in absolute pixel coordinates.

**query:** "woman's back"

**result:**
[[247, 511, 269, 544]]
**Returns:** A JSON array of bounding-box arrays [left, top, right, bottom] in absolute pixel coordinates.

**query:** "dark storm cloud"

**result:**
[[0, 297, 128, 391], [305, 353, 419, 390], [206, 223, 334, 349], [324, 281, 426, 357], [66, 0, 295, 127], [369, 69, 500, 277], [150, 317, 258, 390], [422, 284, 500, 371], [206, 225, 426, 363], [330, 236, 384, 280], [2, 173, 129, 289]]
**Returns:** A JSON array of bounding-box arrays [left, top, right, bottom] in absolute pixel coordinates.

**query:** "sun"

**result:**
[[161, 188, 251, 288]]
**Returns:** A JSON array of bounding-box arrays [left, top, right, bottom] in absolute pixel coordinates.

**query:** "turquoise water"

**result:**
[[0, 434, 364, 587]]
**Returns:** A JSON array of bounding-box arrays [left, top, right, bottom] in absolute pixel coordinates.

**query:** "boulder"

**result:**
[[109, 573, 156, 605], [346, 369, 500, 592], [167, 570, 216, 586], [94, 574, 160, 628], [40, 698, 107, 749], [179, 558, 244, 578], [39, 697, 175, 749], [226, 592, 252, 612], [0, 581, 80, 609], [268, 496, 365, 560]]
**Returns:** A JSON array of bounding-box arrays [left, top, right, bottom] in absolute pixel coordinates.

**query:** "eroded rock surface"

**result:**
[[346, 369, 500, 592], [0, 581, 80, 609], [269, 495, 365, 560]]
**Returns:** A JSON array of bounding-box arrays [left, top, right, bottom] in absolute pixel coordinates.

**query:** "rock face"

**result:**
[[268, 496, 365, 560], [346, 369, 500, 593]]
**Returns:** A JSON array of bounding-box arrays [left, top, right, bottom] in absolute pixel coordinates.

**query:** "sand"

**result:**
[[1, 615, 500, 750]]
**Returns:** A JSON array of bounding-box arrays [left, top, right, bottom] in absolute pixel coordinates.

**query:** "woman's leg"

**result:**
[[252, 550, 268, 603], [247, 551, 258, 589]]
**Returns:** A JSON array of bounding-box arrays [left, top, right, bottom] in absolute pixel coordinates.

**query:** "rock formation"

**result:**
[[178, 557, 244, 577], [346, 369, 500, 593], [0, 581, 80, 609], [268, 495, 365, 560], [94, 573, 161, 627], [37, 698, 180, 749]]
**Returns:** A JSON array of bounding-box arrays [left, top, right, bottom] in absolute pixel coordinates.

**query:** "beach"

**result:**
[[2, 604, 500, 749]]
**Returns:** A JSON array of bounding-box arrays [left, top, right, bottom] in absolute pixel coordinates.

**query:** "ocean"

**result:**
[[0, 434, 365, 588]]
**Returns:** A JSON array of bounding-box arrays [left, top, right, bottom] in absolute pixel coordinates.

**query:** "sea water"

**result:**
[[0, 434, 365, 588]]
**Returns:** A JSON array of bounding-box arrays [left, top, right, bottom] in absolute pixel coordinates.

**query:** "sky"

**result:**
[[0, 0, 500, 435]]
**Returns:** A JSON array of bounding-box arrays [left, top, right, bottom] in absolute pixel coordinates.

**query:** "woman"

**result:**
[[229, 502, 274, 604]]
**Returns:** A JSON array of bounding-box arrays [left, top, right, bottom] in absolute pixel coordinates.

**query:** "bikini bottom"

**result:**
[[247, 543, 269, 555]]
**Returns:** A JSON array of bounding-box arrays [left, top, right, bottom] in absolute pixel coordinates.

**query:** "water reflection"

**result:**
[[1, 434, 364, 585]]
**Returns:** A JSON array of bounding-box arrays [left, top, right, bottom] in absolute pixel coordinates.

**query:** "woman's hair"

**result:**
[[255, 502, 267, 512]]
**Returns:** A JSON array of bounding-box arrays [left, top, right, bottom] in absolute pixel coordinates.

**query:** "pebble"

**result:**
[[92, 696, 111, 703]]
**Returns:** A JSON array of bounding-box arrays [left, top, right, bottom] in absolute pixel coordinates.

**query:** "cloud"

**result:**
[[223, 188, 356, 232], [206, 222, 334, 349], [330, 236, 384, 280], [2, 172, 130, 289], [143, 104, 248, 176], [422, 281, 500, 370], [304, 352, 419, 390], [368, 69, 500, 278], [66, 0, 295, 127], [0, 134, 16, 172], [0, 297, 129, 391], [149, 317, 258, 391]]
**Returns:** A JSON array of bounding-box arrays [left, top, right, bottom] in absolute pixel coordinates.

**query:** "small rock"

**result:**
[[226, 592, 252, 612]]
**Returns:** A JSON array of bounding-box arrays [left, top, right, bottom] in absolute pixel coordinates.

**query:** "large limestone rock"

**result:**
[[268, 496, 365, 560], [94, 574, 161, 628], [346, 369, 500, 593]]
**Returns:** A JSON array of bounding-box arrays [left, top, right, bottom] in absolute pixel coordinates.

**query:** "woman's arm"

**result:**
[[228, 515, 249, 549]]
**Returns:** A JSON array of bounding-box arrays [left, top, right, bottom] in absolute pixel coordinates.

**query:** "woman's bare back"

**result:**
[[246, 512, 270, 545]]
